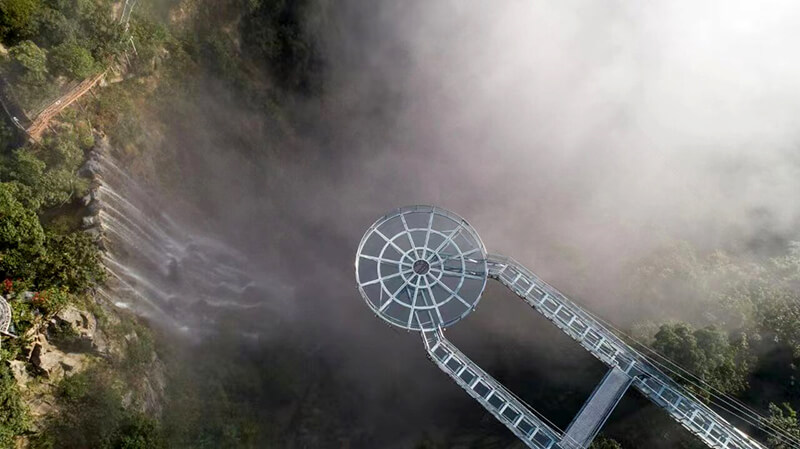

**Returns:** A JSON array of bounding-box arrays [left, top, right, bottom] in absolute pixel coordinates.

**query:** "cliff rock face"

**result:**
[[26, 305, 112, 381], [9, 136, 170, 437], [77, 137, 168, 418], [11, 298, 168, 437], [8, 305, 98, 427]]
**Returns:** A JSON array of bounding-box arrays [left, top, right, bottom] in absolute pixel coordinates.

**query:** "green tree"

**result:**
[[38, 167, 89, 208], [8, 39, 48, 84], [35, 368, 165, 449], [0, 148, 49, 210], [758, 245, 800, 357], [0, 362, 30, 446], [2, 121, 92, 210], [72, 0, 125, 61], [240, 0, 326, 94], [6, 40, 55, 109], [41, 129, 85, 171], [32, 6, 74, 47], [0, 182, 45, 279], [763, 403, 800, 449], [112, 414, 164, 449], [651, 323, 753, 397], [128, 16, 169, 76], [590, 436, 622, 449], [47, 40, 97, 79], [35, 231, 104, 292], [1, 147, 87, 211], [0, 0, 41, 41]]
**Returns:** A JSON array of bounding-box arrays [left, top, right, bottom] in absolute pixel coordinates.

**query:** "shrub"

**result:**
[[31, 286, 71, 316], [31, 6, 73, 47], [590, 436, 623, 449], [34, 368, 165, 449], [0, 362, 30, 446], [652, 323, 753, 397], [0, 182, 45, 280], [5, 40, 55, 109], [7, 39, 48, 84], [35, 231, 105, 292], [763, 403, 800, 449]]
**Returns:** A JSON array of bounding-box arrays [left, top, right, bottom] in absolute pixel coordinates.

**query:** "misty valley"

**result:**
[[1, 1, 800, 448]]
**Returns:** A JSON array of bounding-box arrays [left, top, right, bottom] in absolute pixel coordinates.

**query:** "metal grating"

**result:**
[[355, 205, 488, 331]]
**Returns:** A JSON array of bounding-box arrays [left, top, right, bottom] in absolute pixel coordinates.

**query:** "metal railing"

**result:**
[[422, 328, 564, 449], [487, 254, 766, 449]]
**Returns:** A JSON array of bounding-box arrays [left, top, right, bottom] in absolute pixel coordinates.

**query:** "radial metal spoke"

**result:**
[[430, 275, 472, 308], [360, 254, 403, 265], [423, 210, 435, 255], [429, 225, 463, 262], [424, 282, 445, 323], [439, 269, 484, 281], [374, 228, 406, 255], [430, 247, 481, 267], [379, 297, 394, 312], [360, 270, 410, 287], [407, 276, 424, 327], [399, 213, 420, 259], [381, 278, 415, 313], [389, 278, 410, 301], [421, 279, 433, 307]]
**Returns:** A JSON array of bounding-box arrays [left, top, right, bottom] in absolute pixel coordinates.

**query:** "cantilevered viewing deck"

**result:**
[[356, 205, 767, 449]]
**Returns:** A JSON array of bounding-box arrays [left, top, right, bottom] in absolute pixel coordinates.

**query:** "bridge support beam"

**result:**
[[561, 367, 632, 449]]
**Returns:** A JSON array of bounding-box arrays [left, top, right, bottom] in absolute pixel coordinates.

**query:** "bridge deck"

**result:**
[[562, 367, 632, 449], [488, 254, 766, 449], [423, 329, 563, 449]]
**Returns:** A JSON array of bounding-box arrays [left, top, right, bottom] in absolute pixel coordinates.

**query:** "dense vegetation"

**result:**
[[0, 118, 104, 333], [1, 0, 126, 110], [0, 1, 144, 446], [0, 362, 29, 447], [624, 242, 800, 445], [0, 0, 329, 446], [33, 365, 164, 449], [650, 323, 753, 398]]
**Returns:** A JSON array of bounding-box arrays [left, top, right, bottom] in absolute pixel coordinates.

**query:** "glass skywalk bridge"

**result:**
[[356, 205, 768, 449]]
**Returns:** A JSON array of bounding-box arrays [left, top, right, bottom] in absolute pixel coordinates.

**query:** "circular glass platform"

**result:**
[[355, 205, 488, 331]]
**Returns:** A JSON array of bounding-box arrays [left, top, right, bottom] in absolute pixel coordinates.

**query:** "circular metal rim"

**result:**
[[0, 296, 11, 335], [355, 205, 488, 331]]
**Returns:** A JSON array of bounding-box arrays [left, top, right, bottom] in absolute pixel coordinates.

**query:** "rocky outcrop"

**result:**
[[29, 336, 85, 381], [21, 305, 109, 382], [6, 305, 102, 430], [48, 305, 109, 355], [79, 141, 112, 255], [10, 301, 168, 426]]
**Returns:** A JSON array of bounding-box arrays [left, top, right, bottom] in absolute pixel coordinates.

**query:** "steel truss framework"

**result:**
[[356, 206, 767, 449]]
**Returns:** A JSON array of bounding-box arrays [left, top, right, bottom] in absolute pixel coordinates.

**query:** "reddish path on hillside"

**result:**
[[26, 70, 106, 141]]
